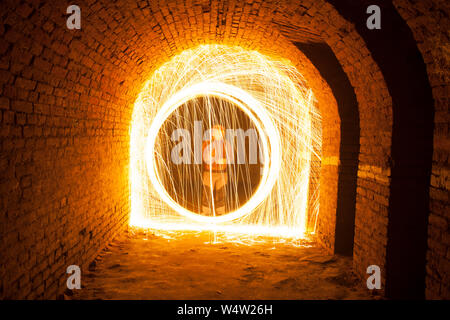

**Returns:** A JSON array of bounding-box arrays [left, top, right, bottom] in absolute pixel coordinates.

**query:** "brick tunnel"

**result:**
[[0, 0, 448, 300]]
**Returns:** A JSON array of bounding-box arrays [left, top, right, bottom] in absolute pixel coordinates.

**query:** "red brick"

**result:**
[[11, 100, 33, 113]]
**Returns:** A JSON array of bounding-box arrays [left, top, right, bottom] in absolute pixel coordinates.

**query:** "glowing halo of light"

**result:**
[[145, 81, 281, 223], [130, 44, 322, 239]]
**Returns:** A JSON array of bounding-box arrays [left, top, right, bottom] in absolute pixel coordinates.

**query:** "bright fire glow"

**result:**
[[130, 44, 321, 239]]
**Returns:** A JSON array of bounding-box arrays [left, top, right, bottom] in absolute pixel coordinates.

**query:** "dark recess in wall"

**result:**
[[295, 42, 360, 256]]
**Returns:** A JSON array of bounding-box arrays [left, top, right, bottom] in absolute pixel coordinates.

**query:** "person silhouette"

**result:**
[[201, 124, 232, 216]]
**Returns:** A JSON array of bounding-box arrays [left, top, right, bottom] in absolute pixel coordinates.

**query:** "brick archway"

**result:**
[[0, 0, 445, 299]]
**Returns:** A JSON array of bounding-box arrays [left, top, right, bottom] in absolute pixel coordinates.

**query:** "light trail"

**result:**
[[130, 44, 322, 239]]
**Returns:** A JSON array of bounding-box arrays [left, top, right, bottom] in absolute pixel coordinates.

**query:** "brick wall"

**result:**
[[273, 0, 393, 290], [0, 0, 138, 298], [0, 0, 340, 299], [394, 0, 450, 299]]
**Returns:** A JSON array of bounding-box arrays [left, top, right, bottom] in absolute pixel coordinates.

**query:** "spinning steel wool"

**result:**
[[130, 44, 321, 238]]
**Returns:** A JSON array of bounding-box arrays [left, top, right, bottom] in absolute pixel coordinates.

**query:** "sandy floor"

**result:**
[[70, 228, 377, 300]]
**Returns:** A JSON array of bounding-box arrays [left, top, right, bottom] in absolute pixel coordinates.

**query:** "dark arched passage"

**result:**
[[295, 42, 360, 256]]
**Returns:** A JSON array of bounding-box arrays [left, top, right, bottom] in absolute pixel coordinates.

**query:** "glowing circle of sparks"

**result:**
[[145, 81, 282, 223], [130, 44, 323, 237]]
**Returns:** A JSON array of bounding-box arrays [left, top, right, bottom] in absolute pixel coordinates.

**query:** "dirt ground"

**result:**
[[70, 228, 377, 300]]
